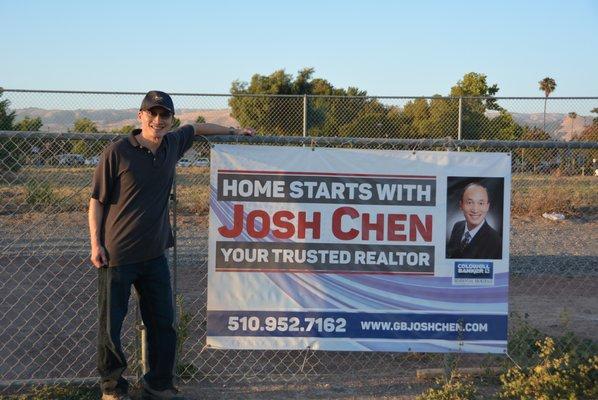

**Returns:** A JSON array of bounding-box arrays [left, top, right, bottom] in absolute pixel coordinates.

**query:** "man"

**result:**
[[89, 90, 253, 400], [446, 182, 502, 259]]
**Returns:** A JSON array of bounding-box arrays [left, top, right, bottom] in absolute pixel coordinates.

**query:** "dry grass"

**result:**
[[511, 174, 597, 216], [2, 168, 595, 218], [177, 185, 211, 215]]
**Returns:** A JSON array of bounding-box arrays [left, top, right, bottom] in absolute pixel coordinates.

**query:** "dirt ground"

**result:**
[[0, 212, 596, 399]]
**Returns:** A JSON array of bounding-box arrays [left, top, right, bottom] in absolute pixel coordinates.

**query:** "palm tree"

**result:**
[[568, 112, 577, 138], [539, 77, 557, 133]]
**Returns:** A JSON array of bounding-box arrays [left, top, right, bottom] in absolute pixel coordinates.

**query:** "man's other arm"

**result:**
[[89, 198, 108, 268]]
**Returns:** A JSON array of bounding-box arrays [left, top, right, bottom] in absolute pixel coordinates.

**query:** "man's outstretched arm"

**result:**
[[191, 123, 255, 136]]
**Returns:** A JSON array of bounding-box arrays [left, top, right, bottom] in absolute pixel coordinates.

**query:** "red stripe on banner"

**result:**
[[217, 170, 436, 179]]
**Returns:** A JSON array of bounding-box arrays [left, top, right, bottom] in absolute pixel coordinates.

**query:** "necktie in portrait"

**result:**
[[461, 231, 472, 250]]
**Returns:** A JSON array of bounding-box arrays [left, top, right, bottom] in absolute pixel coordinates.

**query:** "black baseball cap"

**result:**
[[140, 90, 175, 114]]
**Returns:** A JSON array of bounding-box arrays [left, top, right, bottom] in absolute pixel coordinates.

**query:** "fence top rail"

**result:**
[[2, 89, 597, 100], [2, 130, 597, 149]]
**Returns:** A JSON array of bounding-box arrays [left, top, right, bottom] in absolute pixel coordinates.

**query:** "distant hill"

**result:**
[[508, 112, 593, 140], [13, 108, 239, 132], [14, 108, 594, 140]]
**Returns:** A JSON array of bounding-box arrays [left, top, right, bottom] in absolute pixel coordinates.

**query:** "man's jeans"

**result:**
[[97, 255, 176, 394]]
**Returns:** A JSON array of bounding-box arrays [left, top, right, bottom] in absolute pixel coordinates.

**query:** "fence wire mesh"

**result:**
[[0, 90, 597, 397]]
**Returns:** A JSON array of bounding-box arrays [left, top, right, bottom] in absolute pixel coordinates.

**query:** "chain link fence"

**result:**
[[0, 90, 597, 397]]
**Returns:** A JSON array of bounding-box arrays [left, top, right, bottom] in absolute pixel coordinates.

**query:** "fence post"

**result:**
[[457, 96, 463, 140], [135, 289, 148, 375], [303, 94, 308, 137]]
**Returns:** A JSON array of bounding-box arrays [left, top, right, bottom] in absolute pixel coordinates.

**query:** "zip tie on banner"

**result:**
[[410, 139, 422, 155]]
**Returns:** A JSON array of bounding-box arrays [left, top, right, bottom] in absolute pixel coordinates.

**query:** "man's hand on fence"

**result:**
[[234, 127, 255, 136], [91, 245, 108, 268]]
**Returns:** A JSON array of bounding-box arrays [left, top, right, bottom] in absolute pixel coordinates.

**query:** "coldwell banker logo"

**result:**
[[453, 261, 494, 285]]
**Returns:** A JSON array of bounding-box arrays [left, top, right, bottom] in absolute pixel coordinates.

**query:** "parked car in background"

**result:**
[[193, 158, 209, 167], [85, 156, 100, 166], [57, 153, 86, 166], [177, 158, 192, 167]]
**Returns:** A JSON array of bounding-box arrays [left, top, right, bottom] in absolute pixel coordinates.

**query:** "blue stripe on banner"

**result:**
[[207, 311, 507, 341]]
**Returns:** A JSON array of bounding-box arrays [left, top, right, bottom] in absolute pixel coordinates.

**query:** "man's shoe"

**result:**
[[141, 380, 186, 400], [101, 393, 132, 400]]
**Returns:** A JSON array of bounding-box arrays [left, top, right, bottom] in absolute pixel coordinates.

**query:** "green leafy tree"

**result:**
[[403, 97, 431, 136], [517, 127, 553, 171], [421, 96, 460, 138], [73, 117, 98, 133], [14, 116, 43, 131], [0, 89, 21, 172], [450, 72, 503, 139], [539, 77, 557, 132], [451, 72, 502, 113], [230, 68, 374, 136], [0, 89, 16, 130], [111, 124, 136, 134], [401, 73, 513, 140], [72, 118, 102, 157], [14, 116, 44, 166], [488, 111, 524, 141], [230, 68, 305, 135], [195, 115, 206, 124]]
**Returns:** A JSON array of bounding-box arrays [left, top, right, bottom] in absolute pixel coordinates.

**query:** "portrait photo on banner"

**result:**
[[445, 177, 504, 260]]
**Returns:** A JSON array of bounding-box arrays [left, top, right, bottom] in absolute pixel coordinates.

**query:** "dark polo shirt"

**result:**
[[91, 126, 195, 267]]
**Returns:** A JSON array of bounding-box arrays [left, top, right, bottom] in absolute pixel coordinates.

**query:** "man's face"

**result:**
[[138, 107, 173, 139], [459, 185, 490, 230]]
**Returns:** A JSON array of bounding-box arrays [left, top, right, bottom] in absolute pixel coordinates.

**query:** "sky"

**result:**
[[1, 0, 597, 98]]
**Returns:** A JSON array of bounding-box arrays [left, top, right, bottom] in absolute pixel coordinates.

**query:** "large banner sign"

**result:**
[[207, 145, 510, 353]]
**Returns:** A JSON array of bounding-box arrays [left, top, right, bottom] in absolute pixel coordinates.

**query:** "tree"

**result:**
[[111, 124, 136, 134], [488, 111, 524, 141], [449, 72, 504, 140], [195, 115, 206, 124], [72, 118, 100, 157], [73, 118, 98, 133], [171, 117, 181, 129], [517, 127, 554, 171], [450, 72, 502, 113], [592, 107, 598, 124], [0, 89, 16, 130], [14, 117, 44, 166], [539, 77, 557, 132], [0, 89, 20, 172], [568, 112, 577, 137], [572, 113, 598, 173], [230, 68, 372, 136], [14, 116, 43, 131]]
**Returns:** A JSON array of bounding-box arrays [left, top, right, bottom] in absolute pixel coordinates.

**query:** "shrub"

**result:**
[[499, 337, 598, 400], [416, 372, 478, 400], [508, 312, 598, 368], [25, 180, 55, 206], [507, 312, 544, 365], [0, 137, 24, 173], [176, 296, 197, 380]]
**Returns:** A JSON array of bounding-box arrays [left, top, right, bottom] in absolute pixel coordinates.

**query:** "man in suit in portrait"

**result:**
[[446, 182, 502, 259]]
